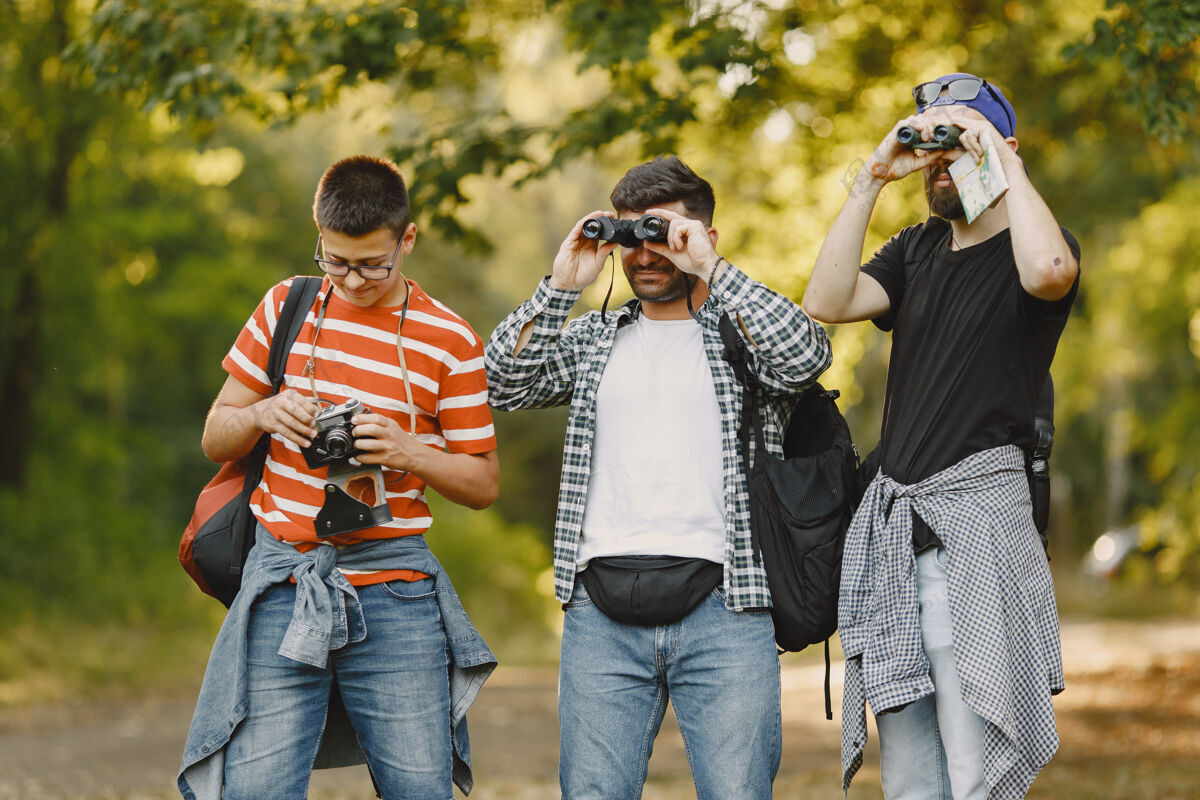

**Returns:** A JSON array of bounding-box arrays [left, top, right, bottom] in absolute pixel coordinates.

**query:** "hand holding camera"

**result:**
[[299, 397, 402, 537], [350, 408, 428, 473], [301, 398, 368, 468], [253, 388, 319, 450], [298, 396, 425, 473]]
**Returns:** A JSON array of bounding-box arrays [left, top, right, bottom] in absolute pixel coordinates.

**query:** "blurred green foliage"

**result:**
[[1063, 0, 1200, 142], [1, 0, 1198, 696]]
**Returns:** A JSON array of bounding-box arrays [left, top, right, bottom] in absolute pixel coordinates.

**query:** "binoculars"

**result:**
[[581, 214, 669, 248], [897, 124, 963, 150]]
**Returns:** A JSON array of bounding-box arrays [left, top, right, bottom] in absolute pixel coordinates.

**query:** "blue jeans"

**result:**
[[223, 578, 453, 800], [876, 547, 988, 800], [558, 579, 781, 800]]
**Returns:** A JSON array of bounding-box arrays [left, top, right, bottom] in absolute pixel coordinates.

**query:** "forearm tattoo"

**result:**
[[217, 404, 261, 449]]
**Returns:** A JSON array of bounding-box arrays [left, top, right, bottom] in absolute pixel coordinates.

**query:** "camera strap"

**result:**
[[305, 288, 336, 405], [305, 281, 416, 436], [391, 285, 417, 436], [599, 251, 617, 324]]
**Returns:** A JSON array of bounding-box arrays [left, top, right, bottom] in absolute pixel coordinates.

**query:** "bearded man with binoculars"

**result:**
[[804, 73, 1080, 800]]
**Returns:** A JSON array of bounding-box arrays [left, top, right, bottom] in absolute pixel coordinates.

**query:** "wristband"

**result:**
[[707, 257, 725, 286]]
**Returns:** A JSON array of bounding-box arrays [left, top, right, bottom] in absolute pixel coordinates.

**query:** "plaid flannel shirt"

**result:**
[[484, 262, 832, 610], [840, 445, 1065, 799]]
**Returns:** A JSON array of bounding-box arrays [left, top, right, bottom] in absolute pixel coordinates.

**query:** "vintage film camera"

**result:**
[[303, 398, 366, 469], [581, 214, 669, 248], [897, 124, 963, 150], [301, 398, 394, 537]]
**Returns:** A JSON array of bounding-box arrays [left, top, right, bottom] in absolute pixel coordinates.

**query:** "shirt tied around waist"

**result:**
[[178, 524, 497, 799], [838, 445, 1064, 799]]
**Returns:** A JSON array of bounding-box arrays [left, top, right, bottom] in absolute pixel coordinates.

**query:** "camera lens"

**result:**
[[324, 429, 354, 458]]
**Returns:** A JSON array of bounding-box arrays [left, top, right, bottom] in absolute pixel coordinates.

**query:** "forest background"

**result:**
[[2, 0, 1198, 707]]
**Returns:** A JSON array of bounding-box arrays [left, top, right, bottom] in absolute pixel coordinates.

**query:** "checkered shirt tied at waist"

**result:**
[[840, 445, 1065, 799], [484, 262, 832, 611]]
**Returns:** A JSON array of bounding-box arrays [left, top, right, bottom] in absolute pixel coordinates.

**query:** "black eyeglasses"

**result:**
[[313, 234, 401, 280], [912, 77, 1014, 133]]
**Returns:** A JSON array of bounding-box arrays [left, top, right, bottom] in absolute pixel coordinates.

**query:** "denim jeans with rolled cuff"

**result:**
[[875, 547, 988, 800]]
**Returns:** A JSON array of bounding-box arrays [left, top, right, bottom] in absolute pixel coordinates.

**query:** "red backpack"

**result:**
[[179, 277, 322, 606]]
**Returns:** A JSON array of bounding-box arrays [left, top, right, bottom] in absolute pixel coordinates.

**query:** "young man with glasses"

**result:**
[[485, 156, 832, 799], [804, 74, 1079, 799], [178, 155, 499, 800]]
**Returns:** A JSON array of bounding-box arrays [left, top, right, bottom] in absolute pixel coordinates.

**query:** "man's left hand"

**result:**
[[640, 207, 721, 279], [352, 413, 425, 473], [940, 111, 1021, 171]]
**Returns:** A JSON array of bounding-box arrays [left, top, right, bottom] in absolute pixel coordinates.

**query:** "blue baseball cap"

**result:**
[[914, 73, 1017, 138]]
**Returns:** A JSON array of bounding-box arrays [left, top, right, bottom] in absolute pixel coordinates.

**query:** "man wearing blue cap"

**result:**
[[804, 74, 1079, 799]]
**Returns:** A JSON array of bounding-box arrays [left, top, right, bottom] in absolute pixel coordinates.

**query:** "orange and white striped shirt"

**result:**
[[223, 275, 497, 585]]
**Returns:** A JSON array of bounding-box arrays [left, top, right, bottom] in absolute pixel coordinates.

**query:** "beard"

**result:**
[[624, 263, 693, 304], [924, 166, 966, 221]]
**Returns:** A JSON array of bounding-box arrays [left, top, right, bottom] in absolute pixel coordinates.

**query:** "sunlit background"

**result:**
[[2, 0, 1198, 797]]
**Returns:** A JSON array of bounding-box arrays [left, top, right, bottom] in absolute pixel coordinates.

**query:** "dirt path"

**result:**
[[1, 619, 1197, 799]]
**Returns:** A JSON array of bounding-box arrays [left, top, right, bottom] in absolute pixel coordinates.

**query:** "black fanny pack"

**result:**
[[579, 555, 723, 626]]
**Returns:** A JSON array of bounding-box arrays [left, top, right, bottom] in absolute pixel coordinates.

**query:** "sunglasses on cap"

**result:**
[[913, 76, 990, 105], [912, 76, 1014, 135]]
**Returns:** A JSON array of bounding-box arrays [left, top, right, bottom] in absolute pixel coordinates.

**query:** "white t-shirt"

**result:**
[[577, 315, 727, 566]]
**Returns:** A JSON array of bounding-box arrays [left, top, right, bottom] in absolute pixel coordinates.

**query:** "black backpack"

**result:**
[[719, 314, 859, 719], [901, 217, 1055, 547]]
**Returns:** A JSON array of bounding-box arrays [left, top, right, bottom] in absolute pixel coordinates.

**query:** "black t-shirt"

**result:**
[[862, 223, 1080, 547]]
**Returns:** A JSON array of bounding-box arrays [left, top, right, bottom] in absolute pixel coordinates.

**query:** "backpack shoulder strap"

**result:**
[[266, 276, 322, 394], [243, 275, 322, 484], [231, 276, 322, 584], [718, 312, 767, 535], [717, 313, 752, 384], [718, 311, 763, 437], [902, 216, 952, 286]]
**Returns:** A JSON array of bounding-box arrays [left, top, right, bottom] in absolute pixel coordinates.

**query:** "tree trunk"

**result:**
[[0, 275, 40, 489], [0, 0, 78, 490]]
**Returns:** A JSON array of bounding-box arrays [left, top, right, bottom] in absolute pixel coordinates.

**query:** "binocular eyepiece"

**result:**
[[897, 124, 963, 150], [581, 214, 669, 248]]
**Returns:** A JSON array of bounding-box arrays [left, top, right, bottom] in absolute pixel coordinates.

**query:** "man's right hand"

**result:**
[[548, 212, 619, 291], [861, 116, 943, 185], [805, 120, 922, 325], [203, 377, 318, 462], [252, 389, 318, 449]]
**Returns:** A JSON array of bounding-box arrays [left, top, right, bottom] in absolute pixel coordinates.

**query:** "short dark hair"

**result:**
[[610, 156, 716, 226], [313, 155, 410, 237]]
